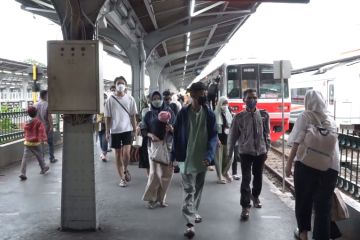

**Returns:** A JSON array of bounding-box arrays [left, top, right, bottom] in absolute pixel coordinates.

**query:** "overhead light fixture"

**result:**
[[187, 32, 191, 38], [190, 0, 195, 17], [185, 59, 188, 64], [186, 45, 189, 52], [186, 38, 190, 46], [113, 44, 121, 51]]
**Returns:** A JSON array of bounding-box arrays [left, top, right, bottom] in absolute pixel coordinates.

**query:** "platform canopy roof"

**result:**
[[15, 0, 309, 89]]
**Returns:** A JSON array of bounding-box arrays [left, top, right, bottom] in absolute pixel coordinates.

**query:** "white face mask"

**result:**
[[221, 105, 228, 111], [152, 100, 163, 108], [116, 84, 126, 92]]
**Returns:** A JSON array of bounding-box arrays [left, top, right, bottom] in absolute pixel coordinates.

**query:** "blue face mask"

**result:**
[[246, 99, 257, 109]]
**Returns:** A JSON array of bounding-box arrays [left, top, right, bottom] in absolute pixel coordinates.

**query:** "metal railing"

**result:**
[[0, 111, 61, 145], [0, 111, 28, 144], [337, 129, 360, 199]]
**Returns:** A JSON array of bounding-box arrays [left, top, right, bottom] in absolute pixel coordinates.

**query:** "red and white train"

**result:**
[[200, 61, 290, 142]]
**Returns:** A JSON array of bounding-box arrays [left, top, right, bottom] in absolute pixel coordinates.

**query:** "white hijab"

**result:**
[[214, 96, 233, 128]]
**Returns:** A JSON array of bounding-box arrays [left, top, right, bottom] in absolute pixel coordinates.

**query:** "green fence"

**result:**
[[0, 111, 61, 145], [337, 129, 360, 200]]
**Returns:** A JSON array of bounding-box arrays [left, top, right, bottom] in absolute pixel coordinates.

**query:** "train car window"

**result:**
[[227, 66, 240, 99], [329, 84, 334, 105], [241, 65, 258, 98], [291, 87, 312, 104], [259, 65, 289, 99]]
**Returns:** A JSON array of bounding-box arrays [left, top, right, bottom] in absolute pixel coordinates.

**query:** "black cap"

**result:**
[[188, 82, 206, 92]]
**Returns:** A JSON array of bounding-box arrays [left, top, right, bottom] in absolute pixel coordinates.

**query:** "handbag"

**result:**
[[149, 140, 170, 165], [331, 188, 350, 221], [132, 135, 143, 148]]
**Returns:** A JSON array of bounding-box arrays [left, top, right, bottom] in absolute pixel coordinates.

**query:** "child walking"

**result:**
[[19, 106, 49, 180]]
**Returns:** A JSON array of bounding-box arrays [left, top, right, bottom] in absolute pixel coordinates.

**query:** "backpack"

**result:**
[[297, 111, 338, 171]]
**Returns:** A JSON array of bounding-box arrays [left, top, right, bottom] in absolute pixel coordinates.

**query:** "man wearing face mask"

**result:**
[[104, 76, 138, 187], [171, 82, 217, 239], [227, 88, 270, 221]]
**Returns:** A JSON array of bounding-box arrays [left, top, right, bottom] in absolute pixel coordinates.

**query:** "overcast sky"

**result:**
[[1, 0, 359, 87]]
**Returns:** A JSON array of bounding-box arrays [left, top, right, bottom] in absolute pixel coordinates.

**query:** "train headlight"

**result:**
[[230, 106, 239, 112]]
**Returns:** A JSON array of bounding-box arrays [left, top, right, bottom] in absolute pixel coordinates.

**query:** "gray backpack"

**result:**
[[297, 111, 338, 171]]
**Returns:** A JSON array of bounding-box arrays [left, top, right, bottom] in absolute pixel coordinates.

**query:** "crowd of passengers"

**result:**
[[20, 75, 342, 240]]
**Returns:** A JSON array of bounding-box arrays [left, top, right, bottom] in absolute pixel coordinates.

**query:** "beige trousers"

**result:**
[[142, 158, 173, 203]]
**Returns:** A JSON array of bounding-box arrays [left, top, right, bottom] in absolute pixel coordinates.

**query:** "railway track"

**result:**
[[265, 139, 295, 194]]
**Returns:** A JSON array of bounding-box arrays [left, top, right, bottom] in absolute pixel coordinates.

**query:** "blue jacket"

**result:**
[[171, 105, 217, 163]]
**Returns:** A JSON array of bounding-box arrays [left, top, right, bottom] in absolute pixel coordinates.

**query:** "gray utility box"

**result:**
[[47, 40, 103, 114]]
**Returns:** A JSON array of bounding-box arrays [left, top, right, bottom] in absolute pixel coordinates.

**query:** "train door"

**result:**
[[327, 80, 335, 120]]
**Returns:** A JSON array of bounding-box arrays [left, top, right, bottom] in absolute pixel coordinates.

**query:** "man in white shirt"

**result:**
[[105, 76, 138, 187]]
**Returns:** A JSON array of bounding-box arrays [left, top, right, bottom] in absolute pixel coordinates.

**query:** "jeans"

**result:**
[[47, 130, 55, 160], [239, 154, 266, 208], [99, 131, 108, 154], [294, 161, 338, 240]]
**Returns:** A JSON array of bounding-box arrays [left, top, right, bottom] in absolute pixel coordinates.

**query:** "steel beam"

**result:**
[[157, 41, 225, 66], [144, 13, 251, 60], [163, 56, 212, 73]]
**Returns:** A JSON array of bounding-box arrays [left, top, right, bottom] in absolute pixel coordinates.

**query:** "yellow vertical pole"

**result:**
[[32, 64, 38, 104]]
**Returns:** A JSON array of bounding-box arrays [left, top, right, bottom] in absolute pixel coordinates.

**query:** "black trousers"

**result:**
[[239, 154, 266, 208], [294, 161, 338, 240], [232, 147, 240, 175]]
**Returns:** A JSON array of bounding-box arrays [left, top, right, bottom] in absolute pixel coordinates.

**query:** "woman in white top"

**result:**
[[285, 90, 340, 240]]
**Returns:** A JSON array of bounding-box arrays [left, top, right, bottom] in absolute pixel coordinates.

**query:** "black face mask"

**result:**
[[197, 96, 207, 106]]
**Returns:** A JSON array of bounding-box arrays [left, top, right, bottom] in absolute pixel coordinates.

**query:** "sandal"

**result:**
[[159, 202, 168, 208]]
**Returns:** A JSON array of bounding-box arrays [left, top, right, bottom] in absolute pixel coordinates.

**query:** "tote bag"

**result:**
[[149, 141, 170, 165]]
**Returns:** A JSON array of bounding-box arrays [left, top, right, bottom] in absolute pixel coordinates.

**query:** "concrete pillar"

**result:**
[[61, 119, 97, 230], [51, 0, 105, 231], [147, 63, 163, 93]]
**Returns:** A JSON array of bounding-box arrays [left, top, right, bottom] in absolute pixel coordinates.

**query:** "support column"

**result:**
[[139, 38, 146, 102], [146, 63, 163, 93], [61, 120, 97, 230], [51, 0, 106, 231]]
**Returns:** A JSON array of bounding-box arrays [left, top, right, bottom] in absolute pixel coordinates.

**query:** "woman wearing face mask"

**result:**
[[214, 96, 233, 183], [141, 91, 175, 209]]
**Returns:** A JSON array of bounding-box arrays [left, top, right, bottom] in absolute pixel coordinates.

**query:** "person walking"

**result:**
[[227, 88, 270, 221], [104, 76, 137, 187], [19, 106, 49, 180], [285, 90, 340, 240], [96, 93, 109, 162], [171, 82, 217, 239], [142, 91, 175, 209], [213, 96, 233, 184], [35, 90, 58, 163]]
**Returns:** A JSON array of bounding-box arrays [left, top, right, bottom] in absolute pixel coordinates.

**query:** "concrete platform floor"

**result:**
[[1, 147, 302, 240]]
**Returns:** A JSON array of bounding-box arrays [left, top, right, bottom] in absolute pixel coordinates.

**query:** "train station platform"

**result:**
[[0, 147, 314, 240]]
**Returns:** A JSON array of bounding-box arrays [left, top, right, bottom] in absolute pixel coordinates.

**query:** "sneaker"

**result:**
[[251, 195, 262, 208], [19, 175, 27, 181], [147, 201, 157, 209], [184, 226, 195, 239], [118, 179, 127, 187], [241, 208, 250, 221], [50, 159, 58, 163], [40, 166, 50, 174], [194, 214, 202, 223], [124, 170, 131, 182], [232, 174, 241, 180], [159, 201, 168, 208], [100, 154, 107, 162], [207, 166, 214, 171]]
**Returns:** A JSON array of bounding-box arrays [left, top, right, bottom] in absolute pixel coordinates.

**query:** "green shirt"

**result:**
[[179, 107, 208, 174]]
